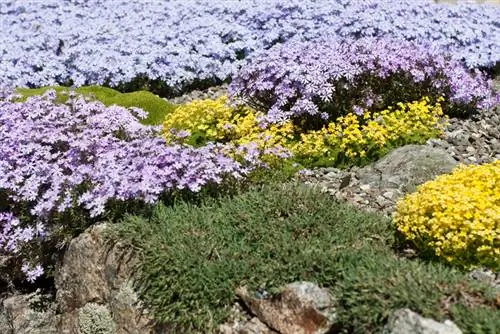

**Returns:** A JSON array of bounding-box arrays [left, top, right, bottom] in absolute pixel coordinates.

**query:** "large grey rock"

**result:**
[[355, 145, 458, 194], [0, 293, 58, 334], [55, 224, 155, 334], [384, 309, 462, 334], [235, 282, 336, 334]]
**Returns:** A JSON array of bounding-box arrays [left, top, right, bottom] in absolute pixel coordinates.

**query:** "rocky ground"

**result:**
[[167, 84, 229, 104]]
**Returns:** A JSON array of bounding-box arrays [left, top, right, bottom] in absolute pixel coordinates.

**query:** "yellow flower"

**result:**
[[394, 160, 500, 270]]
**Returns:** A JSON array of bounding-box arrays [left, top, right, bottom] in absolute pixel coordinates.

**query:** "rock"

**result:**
[[235, 282, 336, 334], [384, 309, 462, 334], [360, 184, 371, 191], [466, 146, 476, 153], [218, 317, 279, 334], [55, 224, 155, 334], [469, 269, 500, 291], [0, 293, 58, 334], [446, 129, 470, 147], [168, 84, 229, 104], [338, 174, 351, 189], [355, 145, 457, 193], [0, 305, 9, 333]]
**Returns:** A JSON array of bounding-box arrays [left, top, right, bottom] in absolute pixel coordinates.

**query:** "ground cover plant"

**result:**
[[162, 96, 449, 168], [0, 90, 255, 282], [229, 37, 497, 123], [395, 160, 500, 271], [15, 85, 178, 125], [0, 0, 499, 332], [110, 183, 500, 333], [0, 0, 498, 91]]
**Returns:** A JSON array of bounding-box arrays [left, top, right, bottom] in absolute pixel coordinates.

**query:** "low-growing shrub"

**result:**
[[0, 90, 252, 282], [1, 1, 499, 89], [77, 303, 117, 334], [394, 160, 500, 271], [16, 86, 177, 125], [229, 37, 497, 123], [111, 183, 499, 333], [163, 96, 295, 163]]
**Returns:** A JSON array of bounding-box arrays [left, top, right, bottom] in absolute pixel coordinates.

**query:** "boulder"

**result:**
[[354, 145, 458, 194], [55, 224, 155, 334], [235, 282, 336, 334], [0, 293, 58, 334], [384, 309, 462, 334]]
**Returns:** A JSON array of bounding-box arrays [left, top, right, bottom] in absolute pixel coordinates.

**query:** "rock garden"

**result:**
[[0, 1, 499, 333]]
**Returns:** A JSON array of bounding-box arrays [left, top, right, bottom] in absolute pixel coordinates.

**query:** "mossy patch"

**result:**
[[16, 86, 177, 125]]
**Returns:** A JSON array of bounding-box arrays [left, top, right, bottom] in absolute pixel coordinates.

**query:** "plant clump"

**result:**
[[394, 160, 500, 271], [1, 1, 498, 90], [112, 183, 500, 333], [77, 303, 117, 334], [293, 97, 448, 167], [163, 96, 295, 163], [16, 86, 178, 125], [163, 96, 448, 168], [229, 37, 497, 122], [0, 90, 252, 282]]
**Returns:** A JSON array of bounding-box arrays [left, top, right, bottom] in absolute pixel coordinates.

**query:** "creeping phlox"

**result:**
[[1, 1, 499, 88], [230, 37, 497, 123], [394, 160, 500, 271], [292, 97, 447, 166], [0, 90, 251, 282]]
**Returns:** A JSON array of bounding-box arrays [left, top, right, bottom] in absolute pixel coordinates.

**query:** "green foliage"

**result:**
[[332, 251, 498, 333], [16, 85, 178, 125], [109, 183, 498, 333], [78, 303, 117, 334]]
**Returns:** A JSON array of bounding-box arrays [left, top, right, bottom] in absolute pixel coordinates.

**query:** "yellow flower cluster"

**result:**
[[163, 96, 446, 167], [292, 97, 446, 166], [162, 96, 296, 162], [163, 96, 239, 144], [394, 160, 500, 270]]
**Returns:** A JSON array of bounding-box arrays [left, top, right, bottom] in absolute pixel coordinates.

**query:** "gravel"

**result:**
[[167, 84, 228, 105], [295, 101, 500, 216]]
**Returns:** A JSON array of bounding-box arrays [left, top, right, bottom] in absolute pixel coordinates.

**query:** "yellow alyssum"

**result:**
[[163, 96, 240, 143], [394, 160, 500, 270], [163, 96, 446, 167], [162, 96, 296, 161], [292, 97, 446, 165]]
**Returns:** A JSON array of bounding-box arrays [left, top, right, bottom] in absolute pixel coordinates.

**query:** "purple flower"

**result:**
[[1, 90, 256, 281], [230, 37, 497, 123], [0, 1, 498, 90], [21, 264, 44, 283]]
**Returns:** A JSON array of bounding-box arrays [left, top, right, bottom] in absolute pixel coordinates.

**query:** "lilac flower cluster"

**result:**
[[229, 37, 497, 123], [0, 0, 498, 90], [0, 90, 250, 281], [0, 212, 45, 282]]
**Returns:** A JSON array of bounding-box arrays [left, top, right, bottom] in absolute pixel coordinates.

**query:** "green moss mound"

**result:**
[[110, 183, 499, 333], [16, 86, 177, 125]]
